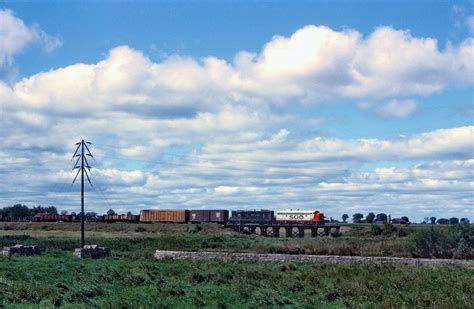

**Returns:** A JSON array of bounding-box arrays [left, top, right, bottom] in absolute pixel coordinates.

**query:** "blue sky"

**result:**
[[0, 1, 473, 222]]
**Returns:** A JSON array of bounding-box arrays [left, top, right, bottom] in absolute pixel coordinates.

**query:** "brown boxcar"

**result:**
[[140, 210, 189, 223], [210, 210, 229, 223], [189, 210, 210, 222], [189, 210, 229, 223]]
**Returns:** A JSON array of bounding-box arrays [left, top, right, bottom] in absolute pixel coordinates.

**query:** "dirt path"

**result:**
[[154, 250, 474, 267]]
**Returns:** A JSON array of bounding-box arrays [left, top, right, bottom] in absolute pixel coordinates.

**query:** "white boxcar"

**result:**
[[275, 210, 315, 222]]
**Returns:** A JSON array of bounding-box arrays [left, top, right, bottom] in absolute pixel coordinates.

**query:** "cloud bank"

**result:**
[[0, 14, 473, 221]]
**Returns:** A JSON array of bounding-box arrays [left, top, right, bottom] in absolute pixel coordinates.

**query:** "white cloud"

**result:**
[[360, 99, 417, 118], [0, 9, 62, 71], [0, 22, 472, 221], [1, 24, 472, 116]]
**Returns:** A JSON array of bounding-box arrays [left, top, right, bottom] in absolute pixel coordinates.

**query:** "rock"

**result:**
[[1, 244, 41, 256], [73, 245, 111, 259]]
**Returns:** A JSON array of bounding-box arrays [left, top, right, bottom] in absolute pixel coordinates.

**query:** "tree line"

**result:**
[[0, 205, 133, 219], [0, 204, 58, 217], [340, 212, 470, 224]]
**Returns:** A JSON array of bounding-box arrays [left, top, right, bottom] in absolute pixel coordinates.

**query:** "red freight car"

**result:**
[[34, 213, 72, 222], [189, 210, 229, 223], [102, 215, 139, 223]]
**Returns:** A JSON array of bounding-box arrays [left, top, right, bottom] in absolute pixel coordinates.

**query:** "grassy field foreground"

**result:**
[[0, 223, 472, 307], [0, 254, 473, 308]]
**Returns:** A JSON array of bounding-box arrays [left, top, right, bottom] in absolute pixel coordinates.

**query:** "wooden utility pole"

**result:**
[[72, 140, 94, 248]]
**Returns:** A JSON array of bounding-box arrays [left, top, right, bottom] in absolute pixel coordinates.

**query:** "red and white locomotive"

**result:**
[[275, 210, 325, 224]]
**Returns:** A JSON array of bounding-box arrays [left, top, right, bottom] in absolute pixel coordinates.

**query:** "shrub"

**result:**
[[192, 224, 203, 234], [398, 228, 408, 238], [383, 223, 397, 236], [134, 226, 146, 232], [411, 226, 453, 258], [453, 238, 473, 259], [371, 225, 382, 236], [330, 228, 341, 237]]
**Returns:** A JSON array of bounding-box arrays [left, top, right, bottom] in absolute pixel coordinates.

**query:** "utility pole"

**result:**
[[72, 140, 94, 248]]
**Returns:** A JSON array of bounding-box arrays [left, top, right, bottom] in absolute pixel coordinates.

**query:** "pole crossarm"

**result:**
[[71, 139, 94, 248]]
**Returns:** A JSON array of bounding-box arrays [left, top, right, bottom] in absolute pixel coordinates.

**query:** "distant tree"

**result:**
[[86, 212, 98, 218], [60, 210, 68, 215], [430, 217, 436, 224], [342, 214, 349, 223], [352, 213, 364, 223], [376, 213, 387, 223], [366, 212, 375, 224], [32, 205, 57, 215], [401, 216, 410, 223], [460, 218, 470, 224], [437, 218, 449, 224], [449, 217, 459, 225], [71, 212, 77, 216], [127, 211, 133, 216], [106, 209, 116, 216], [3, 204, 31, 217]]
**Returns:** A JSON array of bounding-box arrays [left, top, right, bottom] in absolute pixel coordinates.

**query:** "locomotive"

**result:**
[[228, 209, 325, 225]]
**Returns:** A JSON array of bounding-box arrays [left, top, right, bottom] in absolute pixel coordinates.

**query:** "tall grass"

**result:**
[[0, 254, 472, 308]]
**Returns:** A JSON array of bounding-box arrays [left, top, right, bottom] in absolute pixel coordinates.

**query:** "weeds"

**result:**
[[411, 225, 474, 259], [0, 255, 472, 308]]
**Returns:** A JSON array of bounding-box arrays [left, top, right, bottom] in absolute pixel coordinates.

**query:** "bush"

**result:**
[[371, 225, 382, 236], [411, 225, 474, 259], [330, 228, 341, 237], [134, 226, 146, 232], [192, 224, 203, 234], [383, 223, 397, 236], [411, 226, 451, 258], [398, 228, 408, 238], [453, 238, 473, 259]]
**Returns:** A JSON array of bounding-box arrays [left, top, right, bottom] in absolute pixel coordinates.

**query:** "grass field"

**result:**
[[0, 222, 472, 258], [0, 222, 472, 307]]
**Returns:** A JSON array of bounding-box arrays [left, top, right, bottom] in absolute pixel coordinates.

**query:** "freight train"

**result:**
[[140, 209, 325, 225], [0, 209, 326, 225]]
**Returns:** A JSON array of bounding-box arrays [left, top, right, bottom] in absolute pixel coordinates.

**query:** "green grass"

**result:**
[[0, 224, 472, 307], [0, 222, 472, 259], [0, 254, 473, 308]]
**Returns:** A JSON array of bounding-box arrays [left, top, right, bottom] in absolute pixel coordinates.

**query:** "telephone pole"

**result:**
[[72, 140, 94, 248]]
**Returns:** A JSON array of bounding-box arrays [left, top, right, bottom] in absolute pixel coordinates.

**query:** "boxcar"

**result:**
[[140, 210, 189, 223], [189, 210, 229, 223], [228, 210, 274, 224], [34, 213, 72, 222], [103, 215, 139, 223]]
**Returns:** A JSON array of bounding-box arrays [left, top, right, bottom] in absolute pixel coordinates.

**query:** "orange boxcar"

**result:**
[[140, 210, 189, 223]]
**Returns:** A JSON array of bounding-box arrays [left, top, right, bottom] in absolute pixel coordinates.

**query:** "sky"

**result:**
[[0, 0, 473, 222]]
